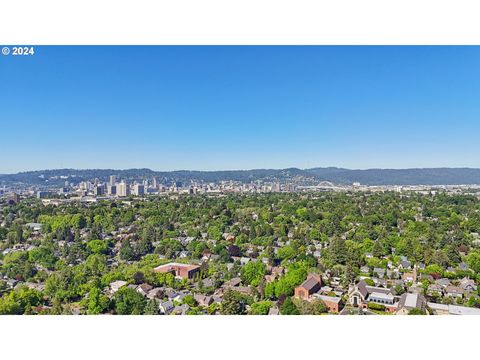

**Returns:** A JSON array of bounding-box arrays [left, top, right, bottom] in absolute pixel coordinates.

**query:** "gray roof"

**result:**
[[300, 276, 321, 291], [398, 293, 426, 310]]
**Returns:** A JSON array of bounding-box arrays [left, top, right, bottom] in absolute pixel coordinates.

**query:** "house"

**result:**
[[172, 304, 190, 315], [136, 283, 153, 297], [234, 286, 253, 296], [264, 274, 277, 283], [201, 277, 215, 288], [178, 251, 191, 259], [373, 278, 387, 288], [153, 262, 201, 280], [25, 223, 42, 231], [435, 278, 451, 288], [223, 277, 242, 288], [25, 282, 45, 292], [459, 278, 477, 293], [419, 273, 434, 282], [360, 266, 370, 274], [386, 269, 400, 279], [271, 266, 285, 276], [165, 289, 180, 300], [402, 269, 417, 283], [427, 284, 444, 297], [294, 274, 322, 301], [240, 257, 251, 265], [194, 294, 213, 307], [201, 249, 212, 261], [399, 260, 411, 269], [396, 293, 427, 315], [147, 288, 164, 300], [458, 262, 469, 271], [268, 306, 280, 315], [373, 268, 386, 278], [311, 294, 342, 313], [5, 278, 18, 288], [445, 285, 465, 299], [159, 300, 174, 314], [109, 280, 127, 294]]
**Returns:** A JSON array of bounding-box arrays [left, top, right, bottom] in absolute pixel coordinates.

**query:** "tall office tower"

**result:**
[[152, 177, 158, 189], [274, 182, 281, 192], [133, 183, 145, 196], [107, 184, 117, 195], [109, 175, 116, 186], [94, 185, 104, 196], [117, 181, 129, 197]]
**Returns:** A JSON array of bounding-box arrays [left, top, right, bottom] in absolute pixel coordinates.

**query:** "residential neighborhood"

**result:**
[[1, 187, 480, 315]]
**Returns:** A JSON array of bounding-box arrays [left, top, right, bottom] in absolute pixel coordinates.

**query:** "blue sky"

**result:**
[[1, 46, 480, 173]]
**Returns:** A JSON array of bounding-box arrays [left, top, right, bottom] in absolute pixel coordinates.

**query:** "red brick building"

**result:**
[[294, 274, 322, 301], [153, 262, 201, 279], [312, 294, 342, 313]]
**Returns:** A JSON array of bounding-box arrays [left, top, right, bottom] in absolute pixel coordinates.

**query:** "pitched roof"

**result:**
[[300, 276, 321, 291], [398, 293, 426, 310], [356, 280, 369, 298]]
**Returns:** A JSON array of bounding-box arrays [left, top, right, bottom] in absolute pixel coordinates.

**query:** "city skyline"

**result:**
[[2, 46, 480, 173]]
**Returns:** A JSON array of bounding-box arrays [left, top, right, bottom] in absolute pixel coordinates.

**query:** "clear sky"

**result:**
[[1, 46, 480, 173]]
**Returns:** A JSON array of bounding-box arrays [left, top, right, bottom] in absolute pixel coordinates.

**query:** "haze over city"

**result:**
[[2, 46, 480, 173]]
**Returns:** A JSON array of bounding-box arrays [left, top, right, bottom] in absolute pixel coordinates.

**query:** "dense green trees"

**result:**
[[0, 286, 42, 314], [280, 297, 299, 315], [2, 190, 480, 314], [28, 246, 58, 269], [294, 298, 328, 315], [249, 301, 273, 315], [264, 262, 309, 299], [2, 251, 36, 281], [86, 287, 110, 314], [114, 287, 146, 315], [220, 289, 247, 315], [241, 261, 266, 287], [86, 240, 109, 255]]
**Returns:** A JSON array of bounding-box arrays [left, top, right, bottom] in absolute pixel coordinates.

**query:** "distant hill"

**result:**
[[1, 167, 480, 186], [305, 167, 480, 185]]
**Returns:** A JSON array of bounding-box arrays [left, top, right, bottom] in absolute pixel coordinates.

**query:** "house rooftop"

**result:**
[[153, 262, 200, 272], [300, 275, 321, 291]]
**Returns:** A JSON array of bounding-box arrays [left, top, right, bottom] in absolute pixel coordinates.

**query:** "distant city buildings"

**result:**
[[2, 171, 480, 203], [117, 181, 129, 197], [133, 183, 145, 196], [107, 184, 117, 195], [109, 175, 116, 186]]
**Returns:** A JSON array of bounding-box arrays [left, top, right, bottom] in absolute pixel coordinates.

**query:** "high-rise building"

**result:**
[[133, 184, 145, 196], [273, 182, 281, 192], [107, 184, 117, 195], [152, 177, 158, 189], [94, 185, 104, 196], [117, 181, 129, 197], [109, 175, 116, 186]]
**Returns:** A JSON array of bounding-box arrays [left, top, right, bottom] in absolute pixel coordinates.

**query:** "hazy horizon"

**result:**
[[3, 165, 480, 175]]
